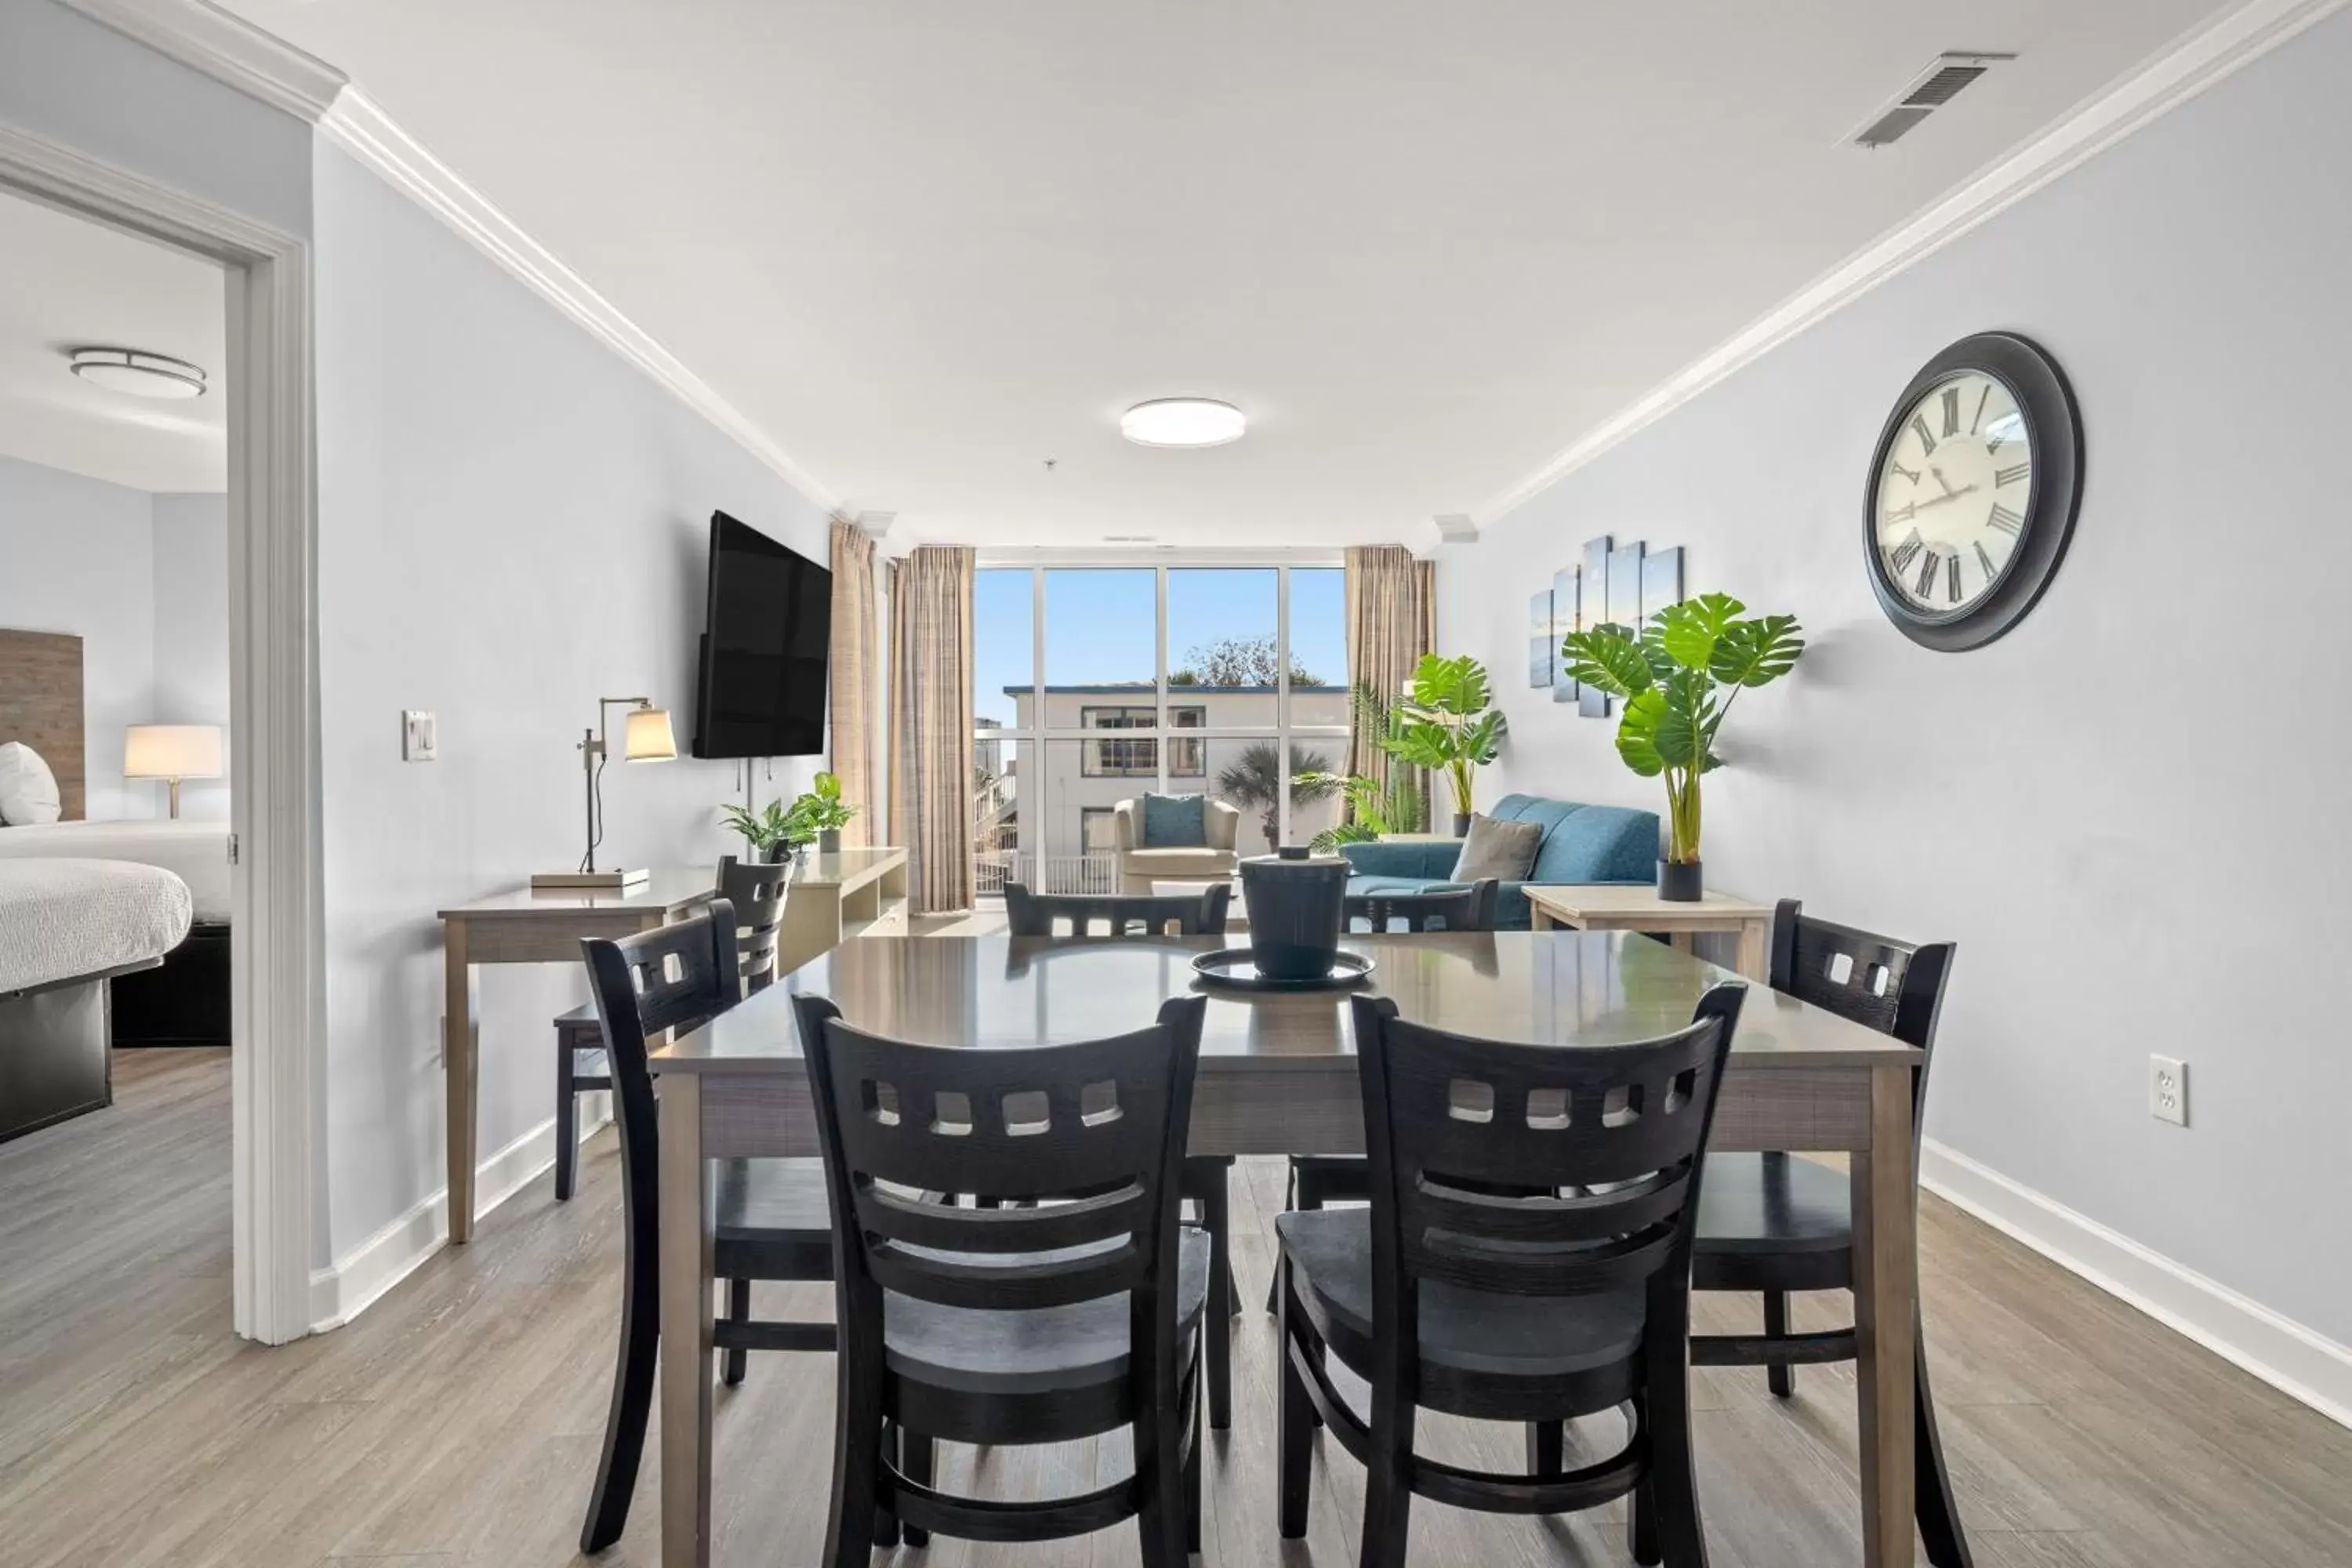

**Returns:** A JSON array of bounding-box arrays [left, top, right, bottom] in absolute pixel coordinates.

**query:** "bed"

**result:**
[[0, 630, 230, 1098], [0, 859, 192, 1140]]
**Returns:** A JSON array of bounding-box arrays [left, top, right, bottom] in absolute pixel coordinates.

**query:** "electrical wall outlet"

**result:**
[[2149, 1054, 2188, 1127]]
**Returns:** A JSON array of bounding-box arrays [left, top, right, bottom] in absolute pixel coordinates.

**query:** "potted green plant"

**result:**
[[720, 797, 804, 864], [788, 771, 858, 855], [1559, 593, 1803, 901], [1377, 653, 1506, 836]]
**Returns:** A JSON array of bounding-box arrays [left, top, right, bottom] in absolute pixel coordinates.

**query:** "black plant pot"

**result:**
[[1238, 852, 1350, 981], [762, 843, 793, 866], [1452, 812, 1472, 838], [1657, 858, 1703, 902]]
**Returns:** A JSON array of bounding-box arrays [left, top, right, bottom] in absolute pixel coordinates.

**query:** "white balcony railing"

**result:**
[[975, 850, 1121, 897]]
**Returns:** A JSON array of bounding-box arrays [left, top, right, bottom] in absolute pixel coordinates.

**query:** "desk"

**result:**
[[648, 931, 1924, 1567], [1524, 884, 1777, 981]]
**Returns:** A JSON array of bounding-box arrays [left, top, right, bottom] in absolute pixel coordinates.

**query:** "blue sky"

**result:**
[[974, 567, 1347, 728]]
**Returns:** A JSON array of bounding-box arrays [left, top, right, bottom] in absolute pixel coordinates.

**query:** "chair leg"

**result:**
[[1265, 1159, 1298, 1315], [1915, 1333, 1975, 1568], [1647, 1376, 1711, 1568], [901, 1428, 935, 1550], [1198, 1163, 1232, 1431], [578, 1164, 659, 1554], [1526, 1420, 1563, 1476], [554, 1044, 579, 1203], [1185, 1389, 1204, 1555], [719, 1277, 751, 1388], [1762, 1290, 1794, 1399], [1134, 1369, 1192, 1568], [872, 1420, 902, 1549], [1358, 1380, 1414, 1568], [1277, 1258, 1313, 1541], [1628, 1475, 1661, 1567]]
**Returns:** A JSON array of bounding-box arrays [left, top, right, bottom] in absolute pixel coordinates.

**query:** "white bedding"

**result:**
[[0, 820, 230, 923], [0, 859, 192, 996]]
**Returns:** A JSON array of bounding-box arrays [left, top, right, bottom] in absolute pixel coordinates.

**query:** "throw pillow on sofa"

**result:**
[[1142, 792, 1207, 847], [1452, 812, 1541, 883]]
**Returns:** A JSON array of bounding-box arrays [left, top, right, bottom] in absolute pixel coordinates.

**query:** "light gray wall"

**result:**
[[1442, 8, 2352, 1345], [0, 452, 155, 818], [151, 490, 230, 822], [312, 143, 833, 1264], [0, 0, 312, 239]]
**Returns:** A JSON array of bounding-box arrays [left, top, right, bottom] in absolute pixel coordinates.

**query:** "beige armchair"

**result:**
[[1112, 797, 1240, 895]]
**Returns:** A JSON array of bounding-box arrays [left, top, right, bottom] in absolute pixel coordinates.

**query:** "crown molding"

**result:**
[[315, 89, 840, 510], [63, 0, 841, 514], [1481, 0, 2351, 523], [64, 0, 347, 122]]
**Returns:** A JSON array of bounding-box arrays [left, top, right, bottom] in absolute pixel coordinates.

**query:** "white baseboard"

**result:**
[[308, 1098, 611, 1333], [1921, 1138, 2352, 1429]]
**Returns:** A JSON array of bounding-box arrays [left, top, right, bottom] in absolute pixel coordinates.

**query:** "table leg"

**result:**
[[443, 921, 477, 1245], [1734, 916, 1769, 982], [1668, 930, 1694, 953], [1529, 903, 1556, 931], [1851, 1062, 1918, 1568], [660, 1073, 714, 1568]]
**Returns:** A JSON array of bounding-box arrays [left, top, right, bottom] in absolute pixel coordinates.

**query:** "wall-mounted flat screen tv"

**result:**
[[691, 510, 831, 759]]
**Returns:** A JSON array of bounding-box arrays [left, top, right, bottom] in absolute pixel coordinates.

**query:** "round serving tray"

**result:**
[[1189, 948, 1374, 993]]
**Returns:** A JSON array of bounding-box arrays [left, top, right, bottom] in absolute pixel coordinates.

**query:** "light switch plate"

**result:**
[[402, 710, 437, 761]]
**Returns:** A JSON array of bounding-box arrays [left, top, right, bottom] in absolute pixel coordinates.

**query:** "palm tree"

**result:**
[[1216, 742, 1340, 851]]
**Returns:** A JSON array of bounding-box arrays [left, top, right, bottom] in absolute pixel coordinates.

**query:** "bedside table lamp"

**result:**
[[532, 697, 677, 891], [124, 724, 223, 819]]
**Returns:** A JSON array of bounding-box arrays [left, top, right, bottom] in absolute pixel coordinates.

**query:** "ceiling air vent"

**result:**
[[1848, 51, 2016, 149]]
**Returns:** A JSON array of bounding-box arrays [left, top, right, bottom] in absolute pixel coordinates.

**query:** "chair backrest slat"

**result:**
[[1354, 983, 1744, 1302], [717, 855, 789, 992], [1767, 898, 1955, 1142], [1343, 878, 1497, 934], [1004, 881, 1231, 938], [794, 993, 1206, 1314]]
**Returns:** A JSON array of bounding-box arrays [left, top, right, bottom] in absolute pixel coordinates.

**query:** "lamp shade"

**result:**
[[622, 706, 677, 761], [124, 724, 223, 780]]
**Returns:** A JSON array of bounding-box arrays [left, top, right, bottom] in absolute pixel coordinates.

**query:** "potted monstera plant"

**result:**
[[1560, 593, 1803, 900], [1377, 654, 1506, 836]]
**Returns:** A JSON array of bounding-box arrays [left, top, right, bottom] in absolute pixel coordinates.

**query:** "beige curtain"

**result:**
[[828, 521, 882, 848], [887, 546, 977, 913], [1344, 544, 1436, 821]]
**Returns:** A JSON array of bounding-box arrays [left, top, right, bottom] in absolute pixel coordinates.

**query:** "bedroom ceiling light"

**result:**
[[1120, 397, 1247, 448], [67, 347, 209, 400]]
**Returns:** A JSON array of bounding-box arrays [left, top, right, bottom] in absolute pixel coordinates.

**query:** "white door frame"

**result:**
[[0, 122, 321, 1345]]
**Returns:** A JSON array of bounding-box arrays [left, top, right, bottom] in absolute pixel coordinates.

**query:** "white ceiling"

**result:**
[[0, 186, 227, 494], [221, 0, 2239, 543]]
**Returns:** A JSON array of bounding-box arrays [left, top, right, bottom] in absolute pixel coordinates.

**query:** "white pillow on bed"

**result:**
[[0, 741, 63, 825]]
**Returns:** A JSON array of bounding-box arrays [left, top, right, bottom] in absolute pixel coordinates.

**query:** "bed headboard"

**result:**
[[0, 630, 85, 821]]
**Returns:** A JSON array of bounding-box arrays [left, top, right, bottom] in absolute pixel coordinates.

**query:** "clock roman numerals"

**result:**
[[1987, 503, 2025, 536], [1995, 461, 2031, 488], [1914, 548, 1939, 601], [1889, 530, 1925, 575], [1971, 383, 1991, 434], [1946, 554, 1962, 604], [1940, 385, 1961, 437], [1974, 541, 1997, 581], [1889, 459, 1920, 485], [1909, 413, 1938, 457]]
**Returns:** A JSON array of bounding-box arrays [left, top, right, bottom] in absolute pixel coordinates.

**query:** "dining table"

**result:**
[[646, 930, 1927, 1568]]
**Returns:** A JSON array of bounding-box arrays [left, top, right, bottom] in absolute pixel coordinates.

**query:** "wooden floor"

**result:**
[[4, 1050, 2350, 1568]]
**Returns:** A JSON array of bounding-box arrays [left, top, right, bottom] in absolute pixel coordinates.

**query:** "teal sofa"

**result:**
[[1338, 793, 1660, 929]]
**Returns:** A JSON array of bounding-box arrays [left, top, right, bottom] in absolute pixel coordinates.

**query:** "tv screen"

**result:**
[[692, 510, 833, 759]]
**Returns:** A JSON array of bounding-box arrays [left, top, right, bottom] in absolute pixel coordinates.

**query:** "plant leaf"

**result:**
[[1710, 614, 1806, 688], [1650, 670, 1719, 768], [1657, 593, 1744, 672], [1559, 625, 1655, 698], [1613, 688, 1668, 777]]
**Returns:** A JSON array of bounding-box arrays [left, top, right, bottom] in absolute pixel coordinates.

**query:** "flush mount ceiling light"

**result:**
[[67, 347, 208, 400], [1120, 397, 1247, 448]]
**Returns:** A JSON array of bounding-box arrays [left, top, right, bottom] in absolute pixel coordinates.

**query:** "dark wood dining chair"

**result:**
[[1278, 985, 1747, 1568], [1004, 879, 1231, 938], [1259, 877, 1503, 1312], [1001, 880, 1242, 1430], [1342, 877, 1497, 934], [1689, 898, 1971, 1567], [553, 855, 789, 1200], [791, 991, 1211, 1568], [575, 902, 847, 1555]]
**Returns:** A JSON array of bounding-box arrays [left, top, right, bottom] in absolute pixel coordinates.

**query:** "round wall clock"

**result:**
[[1864, 332, 2084, 652]]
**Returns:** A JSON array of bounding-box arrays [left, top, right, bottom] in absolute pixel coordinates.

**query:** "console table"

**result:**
[[1523, 883, 1776, 981], [434, 846, 906, 1243]]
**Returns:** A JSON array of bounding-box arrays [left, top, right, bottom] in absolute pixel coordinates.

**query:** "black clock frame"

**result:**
[[1864, 331, 2084, 652]]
